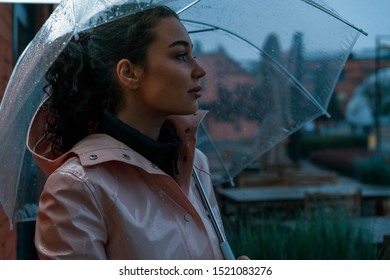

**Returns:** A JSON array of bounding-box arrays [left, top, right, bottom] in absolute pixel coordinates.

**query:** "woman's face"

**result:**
[[136, 16, 206, 117]]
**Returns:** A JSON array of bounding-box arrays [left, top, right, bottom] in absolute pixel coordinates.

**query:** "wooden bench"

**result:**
[[304, 191, 362, 218]]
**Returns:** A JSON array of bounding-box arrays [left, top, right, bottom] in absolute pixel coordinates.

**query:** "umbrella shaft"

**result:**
[[192, 168, 225, 243], [192, 168, 236, 260]]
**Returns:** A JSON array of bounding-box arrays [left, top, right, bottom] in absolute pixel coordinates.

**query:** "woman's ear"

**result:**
[[116, 59, 142, 90]]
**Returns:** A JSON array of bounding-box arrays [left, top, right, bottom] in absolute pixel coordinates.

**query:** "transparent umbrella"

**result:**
[[0, 0, 366, 226]]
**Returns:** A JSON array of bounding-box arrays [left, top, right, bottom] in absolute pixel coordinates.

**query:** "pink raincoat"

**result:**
[[27, 105, 225, 259]]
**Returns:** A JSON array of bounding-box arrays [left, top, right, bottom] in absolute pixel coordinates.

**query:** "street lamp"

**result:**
[[374, 34, 390, 152]]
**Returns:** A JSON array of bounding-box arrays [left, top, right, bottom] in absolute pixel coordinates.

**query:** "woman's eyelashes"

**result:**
[[176, 53, 188, 62], [176, 52, 197, 63]]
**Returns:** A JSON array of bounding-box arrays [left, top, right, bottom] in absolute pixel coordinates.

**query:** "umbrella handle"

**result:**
[[192, 168, 235, 260]]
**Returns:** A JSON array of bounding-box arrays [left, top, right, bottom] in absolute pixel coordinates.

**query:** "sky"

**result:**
[[324, 0, 390, 52]]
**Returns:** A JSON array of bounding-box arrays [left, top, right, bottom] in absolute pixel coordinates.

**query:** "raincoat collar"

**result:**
[[27, 103, 207, 178], [98, 110, 181, 176]]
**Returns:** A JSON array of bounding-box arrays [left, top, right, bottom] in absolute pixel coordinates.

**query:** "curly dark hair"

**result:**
[[44, 4, 178, 155]]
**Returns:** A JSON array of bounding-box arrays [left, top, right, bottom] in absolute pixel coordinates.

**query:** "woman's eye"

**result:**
[[176, 53, 188, 62]]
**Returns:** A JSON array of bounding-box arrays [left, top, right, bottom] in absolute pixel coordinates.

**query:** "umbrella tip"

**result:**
[[228, 178, 235, 188]]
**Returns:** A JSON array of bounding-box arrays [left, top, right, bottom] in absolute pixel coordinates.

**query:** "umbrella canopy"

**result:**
[[0, 0, 366, 224]]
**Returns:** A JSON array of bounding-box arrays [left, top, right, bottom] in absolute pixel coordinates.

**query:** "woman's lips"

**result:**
[[188, 86, 202, 98]]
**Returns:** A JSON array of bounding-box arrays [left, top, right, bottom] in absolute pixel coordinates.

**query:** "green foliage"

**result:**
[[225, 212, 380, 260], [298, 135, 367, 157], [355, 154, 390, 186]]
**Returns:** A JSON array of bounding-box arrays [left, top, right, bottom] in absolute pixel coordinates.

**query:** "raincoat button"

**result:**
[[185, 128, 191, 133], [151, 163, 159, 169], [89, 154, 98, 160], [184, 213, 192, 222], [122, 154, 130, 160]]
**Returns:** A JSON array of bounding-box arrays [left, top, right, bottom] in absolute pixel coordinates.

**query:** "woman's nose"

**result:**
[[192, 59, 206, 79]]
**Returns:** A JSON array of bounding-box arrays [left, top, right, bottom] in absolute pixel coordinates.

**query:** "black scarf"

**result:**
[[98, 110, 180, 176]]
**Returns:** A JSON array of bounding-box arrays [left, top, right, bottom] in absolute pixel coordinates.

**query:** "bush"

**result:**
[[355, 154, 390, 186], [226, 212, 380, 260], [308, 149, 377, 177], [297, 135, 367, 158]]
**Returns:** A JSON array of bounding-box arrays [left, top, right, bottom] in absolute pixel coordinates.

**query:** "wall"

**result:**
[[0, 4, 17, 260], [0, 4, 13, 100]]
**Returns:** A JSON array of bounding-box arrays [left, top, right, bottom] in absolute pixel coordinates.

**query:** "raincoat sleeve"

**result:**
[[35, 169, 108, 260]]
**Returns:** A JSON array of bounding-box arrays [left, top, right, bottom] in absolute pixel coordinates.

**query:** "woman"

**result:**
[[27, 5, 231, 259]]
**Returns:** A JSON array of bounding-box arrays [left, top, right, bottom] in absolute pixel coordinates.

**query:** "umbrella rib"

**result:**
[[176, 0, 202, 14], [302, 0, 367, 36], [183, 19, 331, 117], [199, 122, 235, 187], [188, 27, 218, 34]]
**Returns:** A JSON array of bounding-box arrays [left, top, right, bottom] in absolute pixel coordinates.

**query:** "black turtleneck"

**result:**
[[98, 110, 180, 177]]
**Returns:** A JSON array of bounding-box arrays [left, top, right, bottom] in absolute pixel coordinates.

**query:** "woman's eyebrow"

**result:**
[[168, 40, 193, 48]]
